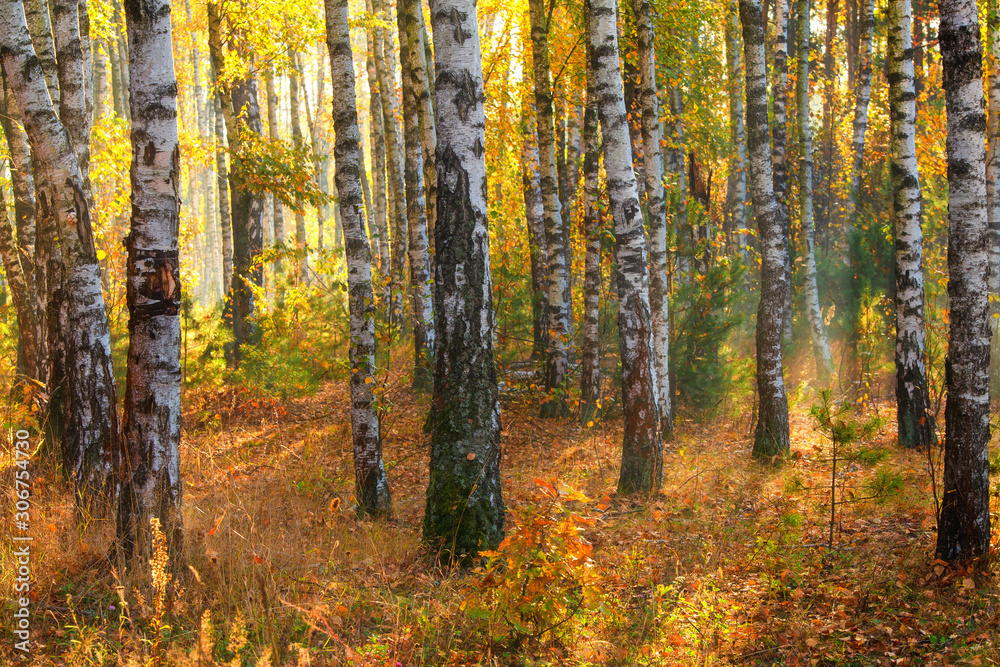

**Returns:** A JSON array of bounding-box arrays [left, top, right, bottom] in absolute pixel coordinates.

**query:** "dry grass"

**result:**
[[2, 362, 999, 666]]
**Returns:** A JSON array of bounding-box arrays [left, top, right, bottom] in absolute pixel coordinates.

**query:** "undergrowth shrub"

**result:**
[[469, 479, 608, 646]]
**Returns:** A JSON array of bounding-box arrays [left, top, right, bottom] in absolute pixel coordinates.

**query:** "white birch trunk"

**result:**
[[634, 0, 673, 439], [529, 0, 570, 417], [725, 0, 748, 255], [422, 0, 504, 561], [741, 0, 791, 459], [587, 0, 662, 494], [888, 0, 936, 450], [1, 0, 119, 509], [397, 0, 435, 391], [796, 0, 833, 381], [937, 0, 992, 562], [324, 0, 391, 518], [579, 89, 601, 426], [119, 0, 183, 563], [845, 0, 875, 223]]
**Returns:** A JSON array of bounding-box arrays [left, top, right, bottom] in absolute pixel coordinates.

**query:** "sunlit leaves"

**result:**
[[229, 129, 331, 213]]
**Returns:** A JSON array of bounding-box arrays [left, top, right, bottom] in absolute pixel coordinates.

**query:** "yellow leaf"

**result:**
[[96, 249, 107, 261], [365, 377, 374, 385]]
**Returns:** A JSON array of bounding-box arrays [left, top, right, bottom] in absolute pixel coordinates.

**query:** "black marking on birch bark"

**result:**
[[439, 69, 480, 122]]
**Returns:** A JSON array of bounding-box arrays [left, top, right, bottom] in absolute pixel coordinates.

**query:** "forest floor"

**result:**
[[2, 360, 1000, 666]]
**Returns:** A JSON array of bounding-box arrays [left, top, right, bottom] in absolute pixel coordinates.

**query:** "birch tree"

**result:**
[[936, 0, 992, 562], [1, 0, 120, 510], [364, 0, 390, 272], [634, 0, 673, 439], [587, 0, 662, 494], [888, 0, 936, 450], [796, 0, 833, 381], [422, 0, 505, 560], [396, 0, 435, 391], [521, 105, 549, 362], [528, 0, 571, 417], [579, 90, 601, 427], [845, 0, 875, 224], [324, 0, 391, 518], [772, 0, 794, 344], [986, 0, 1000, 393], [118, 0, 183, 563], [741, 0, 791, 459], [725, 0, 748, 254]]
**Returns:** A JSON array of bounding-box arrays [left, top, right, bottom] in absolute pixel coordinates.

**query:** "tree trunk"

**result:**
[[118, 0, 183, 565], [288, 49, 309, 282], [986, 0, 1000, 396], [936, 0, 991, 562], [376, 0, 408, 319], [413, 0, 436, 274], [796, 0, 833, 382], [264, 66, 285, 277], [52, 0, 92, 200], [396, 0, 435, 392], [422, 0, 505, 562], [207, 3, 264, 361], [845, 0, 875, 224], [212, 93, 233, 296], [23, 0, 61, 110], [587, 0, 662, 494], [579, 87, 601, 427], [725, 0, 748, 255], [1, 0, 120, 511], [324, 0, 391, 518], [92, 38, 106, 122], [364, 0, 390, 273], [529, 0, 570, 417], [521, 99, 549, 363], [741, 0, 791, 460], [634, 0, 673, 439], [888, 0, 936, 450], [664, 83, 687, 284], [819, 0, 838, 248], [0, 81, 43, 383], [775, 0, 794, 344]]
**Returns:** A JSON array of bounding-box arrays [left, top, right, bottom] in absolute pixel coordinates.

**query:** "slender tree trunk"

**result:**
[[587, 0, 662, 494], [208, 3, 264, 361], [119, 0, 183, 565], [413, 0, 436, 273], [288, 49, 309, 282], [725, 0, 748, 255], [741, 0, 791, 460], [634, 0, 673, 439], [819, 0, 838, 248], [0, 81, 42, 383], [555, 85, 573, 345], [376, 0, 408, 317], [113, 0, 131, 122], [528, 0, 570, 417], [52, 0, 92, 200], [579, 89, 601, 426], [522, 101, 549, 363], [265, 67, 285, 277], [397, 0, 435, 391], [775, 0, 794, 344], [888, 0, 936, 451], [936, 0, 991, 562], [324, 0, 391, 518], [212, 94, 233, 296], [1, 0, 120, 511], [422, 0, 505, 562], [796, 0, 833, 381], [364, 0, 390, 272], [23, 0, 61, 110], [92, 38, 106, 122], [986, 0, 1000, 396], [664, 83, 687, 283], [845, 0, 874, 224]]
